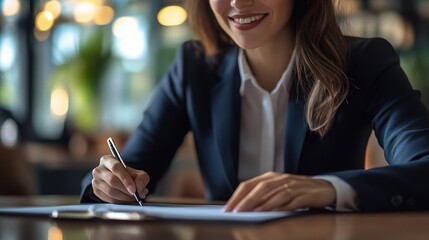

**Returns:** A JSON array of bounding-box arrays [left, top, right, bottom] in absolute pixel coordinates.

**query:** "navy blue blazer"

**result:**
[[81, 37, 429, 212]]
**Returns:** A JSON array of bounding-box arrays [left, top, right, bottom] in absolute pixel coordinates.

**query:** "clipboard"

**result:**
[[0, 203, 299, 222]]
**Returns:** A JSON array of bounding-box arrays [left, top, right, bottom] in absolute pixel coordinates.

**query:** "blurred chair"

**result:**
[[0, 107, 35, 195], [0, 108, 21, 147], [0, 145, 35, 195]]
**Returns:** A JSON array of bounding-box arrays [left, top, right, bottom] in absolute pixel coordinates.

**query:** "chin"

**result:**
[[235, 41, 262, 50]]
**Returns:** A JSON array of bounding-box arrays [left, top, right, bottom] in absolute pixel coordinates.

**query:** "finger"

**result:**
[[128, 167, 150, 192], [233, 175, 311, 211], [224, 189, 247, 212], [286, 190, 335, 210], [94, 178, 148, 202], [254, 185, 295, 211], [274, 182, 336, 211], [276, 195, 309, 211], [233, 175, 294, 211], [224, 172, 280, 212], [92, 178, 136, 203], [224, 182, 256, 212], [100, 155, 136, 194], [135, 182, 148, 198], [93, 188, 135, 204], [139, 188, 149, 199], [127, 167, 150, 198], [93, 165, 129, 196]]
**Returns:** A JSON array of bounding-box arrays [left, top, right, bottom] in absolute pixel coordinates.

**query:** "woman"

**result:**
[[81, 0, 429, 212]]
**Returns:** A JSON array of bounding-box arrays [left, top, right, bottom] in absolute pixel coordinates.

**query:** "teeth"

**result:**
[[234, 14, 265, 25]]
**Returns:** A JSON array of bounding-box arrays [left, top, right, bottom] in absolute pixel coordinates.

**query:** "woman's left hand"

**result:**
[[224, 171, 336, 212]]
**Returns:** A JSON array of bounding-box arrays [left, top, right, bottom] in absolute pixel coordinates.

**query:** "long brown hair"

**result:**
[[186, 0, 349, 137]]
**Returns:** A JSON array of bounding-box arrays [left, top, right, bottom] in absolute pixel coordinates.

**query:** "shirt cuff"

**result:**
[[313, 175, 359, 212]]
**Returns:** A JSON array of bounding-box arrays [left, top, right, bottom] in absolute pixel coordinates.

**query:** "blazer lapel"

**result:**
[[209, 47, 308, 187], [284, 76, 308, 174], [211, 46, 241, 191]]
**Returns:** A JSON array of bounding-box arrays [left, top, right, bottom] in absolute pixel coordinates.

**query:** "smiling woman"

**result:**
[[188, 0, 348, 135], [209, 0, 294, 50], [82, 0, 429, 213]]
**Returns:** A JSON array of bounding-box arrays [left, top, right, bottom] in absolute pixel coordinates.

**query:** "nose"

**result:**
[[230, 0, 254, 9]]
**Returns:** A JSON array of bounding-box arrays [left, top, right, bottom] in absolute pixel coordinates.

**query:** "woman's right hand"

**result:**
[[91, 155, 150, 203]]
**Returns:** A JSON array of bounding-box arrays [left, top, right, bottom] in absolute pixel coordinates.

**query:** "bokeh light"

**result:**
[[2, 0, 20, 17], [74, 2, 96, 23], [94, 6, 115, 25], [44, 0, 62, 19], [50, 87, 69, 117], [36, 11, 55, 31], [157, 5, 187, 27], [113, 17, 145, 60]]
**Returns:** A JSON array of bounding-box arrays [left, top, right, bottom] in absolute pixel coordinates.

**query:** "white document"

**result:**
[[0, 203, 297, 222]]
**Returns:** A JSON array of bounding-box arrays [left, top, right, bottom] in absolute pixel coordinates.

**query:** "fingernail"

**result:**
[[139, 188, 148, 198], [223, 205, 232, 212], [234, 205, 242, 212], [127, 186, 134, 195], [139, 191, 146, 199]]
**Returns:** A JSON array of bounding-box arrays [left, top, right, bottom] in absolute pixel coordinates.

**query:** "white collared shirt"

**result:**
[[237, 48, 358, 211], [238, 49, 293, 180]]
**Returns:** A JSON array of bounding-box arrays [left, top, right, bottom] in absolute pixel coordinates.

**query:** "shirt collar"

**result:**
[[238, 48, 296, 95]]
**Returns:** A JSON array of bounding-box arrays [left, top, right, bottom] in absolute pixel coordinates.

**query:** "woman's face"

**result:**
[[209, 0, 294, 50]]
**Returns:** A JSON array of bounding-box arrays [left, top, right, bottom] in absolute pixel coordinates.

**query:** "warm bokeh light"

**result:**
[[74, 2, 96, 23], [1, 0, 20, 17], [44, 0, 62, 19], [157, 5, 187, 27], [94, 6, 115, 25], [50, 87, 69, 117], [48, 225, 63, 240], [36, 11, 55, 31], [83, 0, 104, 5]]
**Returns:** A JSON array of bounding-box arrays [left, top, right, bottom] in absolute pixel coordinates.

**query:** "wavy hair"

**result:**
[[186, 0, 349, 137]]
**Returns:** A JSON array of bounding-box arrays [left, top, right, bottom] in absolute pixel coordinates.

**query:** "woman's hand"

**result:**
[[224, 171, 336, 212], [91, 155, 150, 203]]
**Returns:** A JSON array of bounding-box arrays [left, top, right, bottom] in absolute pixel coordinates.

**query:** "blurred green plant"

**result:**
[[401, 45, 429, 107], [50, 27, 111, 132]]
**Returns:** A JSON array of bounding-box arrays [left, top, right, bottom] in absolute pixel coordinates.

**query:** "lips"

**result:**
[[229, 13, 268, 30]]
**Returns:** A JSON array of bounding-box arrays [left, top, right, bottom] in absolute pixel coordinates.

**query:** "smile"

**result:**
[[230, 14, 267, 25]]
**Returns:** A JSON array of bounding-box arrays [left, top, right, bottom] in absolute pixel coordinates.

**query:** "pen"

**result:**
[[107, 137, 143, 206]]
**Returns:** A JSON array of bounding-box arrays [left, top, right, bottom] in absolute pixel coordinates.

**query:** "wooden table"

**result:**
[[0, 196, 428, 240]]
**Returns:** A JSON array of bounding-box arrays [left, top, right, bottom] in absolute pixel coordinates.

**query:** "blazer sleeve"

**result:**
[[80, 42, 195, 203], [332, 38, 429, 212]]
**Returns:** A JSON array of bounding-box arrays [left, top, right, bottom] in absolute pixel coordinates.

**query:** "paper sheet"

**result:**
[[0, 203, 297, 222]]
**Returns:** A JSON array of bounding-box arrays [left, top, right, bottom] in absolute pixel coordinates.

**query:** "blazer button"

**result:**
[[390, 195, 404, 207]]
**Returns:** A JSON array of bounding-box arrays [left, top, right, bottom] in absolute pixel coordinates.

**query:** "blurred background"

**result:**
[[0, 0, 428, 197]]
